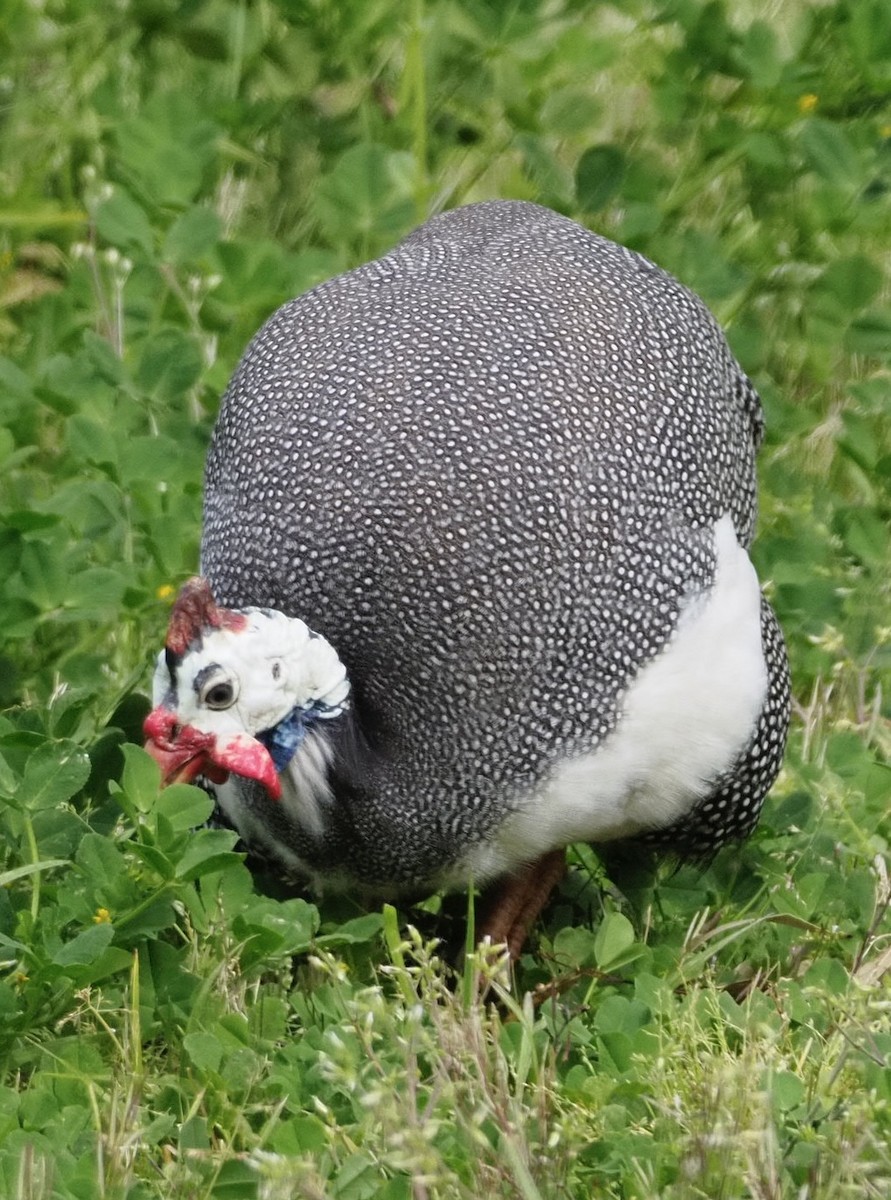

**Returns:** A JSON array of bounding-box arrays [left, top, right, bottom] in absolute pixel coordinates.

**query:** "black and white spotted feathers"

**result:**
[[190, 200, 789, 889]]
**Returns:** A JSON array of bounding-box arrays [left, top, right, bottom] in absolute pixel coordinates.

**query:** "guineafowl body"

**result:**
[[150, 200, 790, 905]]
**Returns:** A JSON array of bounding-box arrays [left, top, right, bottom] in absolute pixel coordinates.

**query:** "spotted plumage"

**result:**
[[148, 200, 790, 902]]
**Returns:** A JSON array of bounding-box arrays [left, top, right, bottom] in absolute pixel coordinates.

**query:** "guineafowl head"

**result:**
[[144, 577, 350, 799]]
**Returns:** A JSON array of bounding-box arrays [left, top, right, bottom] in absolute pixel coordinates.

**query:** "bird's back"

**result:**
[[202, 201, 775, 883]]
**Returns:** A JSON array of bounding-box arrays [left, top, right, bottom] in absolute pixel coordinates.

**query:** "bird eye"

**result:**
[[201, 678, 238, 710]]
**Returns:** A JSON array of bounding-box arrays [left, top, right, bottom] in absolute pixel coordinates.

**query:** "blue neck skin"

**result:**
[[256, 699, 344, 774]]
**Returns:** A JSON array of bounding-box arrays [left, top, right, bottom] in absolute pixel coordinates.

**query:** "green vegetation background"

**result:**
[[0, 0, 889, 1196]]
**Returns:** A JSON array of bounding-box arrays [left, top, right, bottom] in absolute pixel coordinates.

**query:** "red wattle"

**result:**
[[142, 707, 279, 799], [210, 732, 282, 800]]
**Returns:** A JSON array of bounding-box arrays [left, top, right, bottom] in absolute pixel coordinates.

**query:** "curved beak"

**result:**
[[143, 707, 282, 800]]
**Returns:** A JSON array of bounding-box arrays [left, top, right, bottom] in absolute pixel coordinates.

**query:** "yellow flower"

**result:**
[[156, 584, 175, 600], [93, 907, 111, 924], [797, 94, 818, 114], [881, 124, 891, 139]]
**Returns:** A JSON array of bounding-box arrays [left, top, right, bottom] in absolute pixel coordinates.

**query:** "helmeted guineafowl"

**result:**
[[145, 200, 790, 954]]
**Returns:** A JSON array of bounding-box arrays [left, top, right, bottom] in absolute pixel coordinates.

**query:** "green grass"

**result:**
[[0, 0, 889, 1196]]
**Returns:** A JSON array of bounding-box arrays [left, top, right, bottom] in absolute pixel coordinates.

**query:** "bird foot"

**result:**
[[475, 849, 567, 960]]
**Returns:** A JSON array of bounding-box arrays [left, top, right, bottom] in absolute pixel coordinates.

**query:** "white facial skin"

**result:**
[[153, 608, 350, 740]]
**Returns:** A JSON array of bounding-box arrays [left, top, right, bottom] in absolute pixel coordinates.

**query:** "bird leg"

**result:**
[[475, 849, 567, 959]]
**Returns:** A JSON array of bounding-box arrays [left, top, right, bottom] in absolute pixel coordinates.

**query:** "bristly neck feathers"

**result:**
[[211, 704, 358, 873], [244, 636, 357, 838]]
